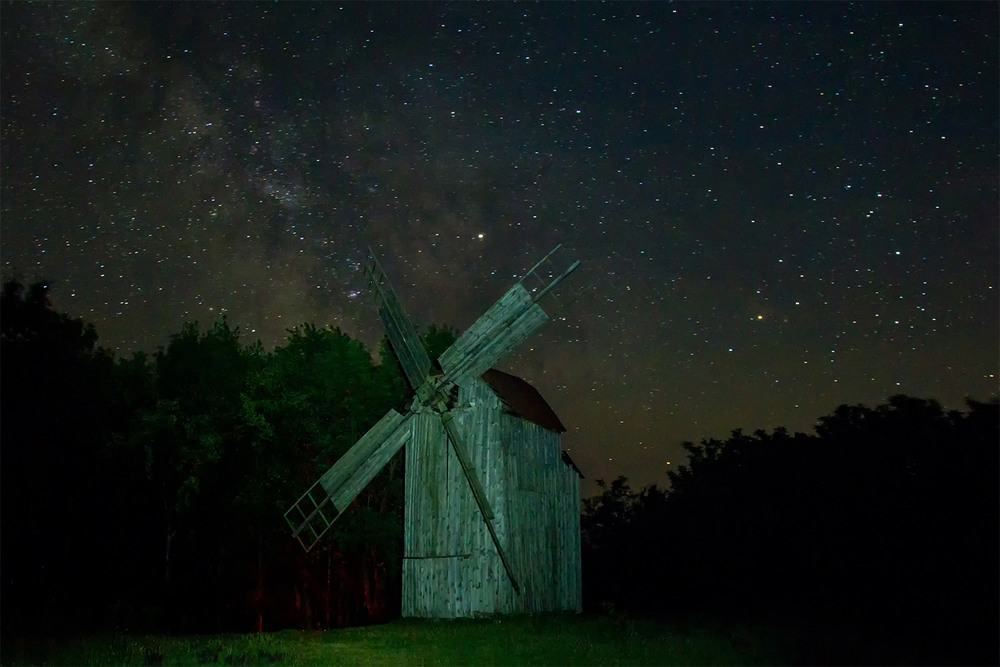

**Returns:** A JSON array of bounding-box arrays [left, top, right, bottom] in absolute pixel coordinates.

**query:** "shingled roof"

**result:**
[[480, 368, 566, 433]]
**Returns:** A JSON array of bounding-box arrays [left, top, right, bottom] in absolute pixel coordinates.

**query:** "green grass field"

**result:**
[[0, 614, 791, 666]]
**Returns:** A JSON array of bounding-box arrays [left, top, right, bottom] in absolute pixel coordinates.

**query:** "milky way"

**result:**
[[3, 2, 997, 492]]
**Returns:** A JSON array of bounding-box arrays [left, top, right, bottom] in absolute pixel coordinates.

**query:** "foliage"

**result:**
[[0, 280, 123, 634], [238, 323, 409, 627], [0, 280, 426, 634], [421, 323, 460, 362], [582, 396, 999, 665]]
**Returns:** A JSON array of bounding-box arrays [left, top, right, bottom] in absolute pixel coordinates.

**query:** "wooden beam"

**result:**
[[439, 408, 521, 595]]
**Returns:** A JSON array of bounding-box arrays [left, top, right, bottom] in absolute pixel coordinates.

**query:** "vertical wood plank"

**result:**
[[402, 376, 581, 618]]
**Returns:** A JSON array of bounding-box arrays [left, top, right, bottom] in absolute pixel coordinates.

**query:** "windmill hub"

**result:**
[[415, 377, 453, 409]]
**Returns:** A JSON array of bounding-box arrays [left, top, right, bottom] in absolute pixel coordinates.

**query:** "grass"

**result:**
[[0, 613, 790, 666]]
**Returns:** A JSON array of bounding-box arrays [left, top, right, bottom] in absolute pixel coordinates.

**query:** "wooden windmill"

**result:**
[[285, 245, 583, 617]]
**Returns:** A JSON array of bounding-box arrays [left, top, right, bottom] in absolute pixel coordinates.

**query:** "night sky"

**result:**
[[2, 2, 997, 493]]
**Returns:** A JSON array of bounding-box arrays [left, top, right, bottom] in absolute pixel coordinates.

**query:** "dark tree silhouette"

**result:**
[[582, 396, 998, 665], [125, 318, 256, 629], [240, 323, 408, 629], [1, 279, 123, 635]]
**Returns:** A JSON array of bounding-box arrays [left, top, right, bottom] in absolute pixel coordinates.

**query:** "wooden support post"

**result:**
[[439, 409, 521, 595]]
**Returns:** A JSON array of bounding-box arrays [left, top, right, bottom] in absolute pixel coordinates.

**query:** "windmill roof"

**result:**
[[480, 368, 566, 433]]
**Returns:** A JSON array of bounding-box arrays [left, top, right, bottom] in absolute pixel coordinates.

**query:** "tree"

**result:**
[[421, 323, 460, 362], [108, 318, 256, 629], [581, 476, 637, 610], [812, 395, 999, 641], [581, 395, 998, 663], [1, 279, 121, 634], [240, 324, 409, 628]]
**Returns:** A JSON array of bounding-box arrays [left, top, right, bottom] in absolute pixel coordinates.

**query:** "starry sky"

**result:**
[[2, 2, 997, 493]]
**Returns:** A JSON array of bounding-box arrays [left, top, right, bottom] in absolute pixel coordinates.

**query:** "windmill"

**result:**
[[285, 245, 582, 615]]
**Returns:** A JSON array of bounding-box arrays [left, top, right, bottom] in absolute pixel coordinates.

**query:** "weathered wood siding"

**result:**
[[402, 378, 582, 617], [502, 412, 582, 614]]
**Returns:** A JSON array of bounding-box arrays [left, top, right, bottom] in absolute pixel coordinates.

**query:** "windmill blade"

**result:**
[[364, 250, 432, 392], [438, 282, 549, 387], [439, 409, 521, 594], [519, 243, 582, 303], [438, 246, 581, 387], [285, 409, 411, 552]]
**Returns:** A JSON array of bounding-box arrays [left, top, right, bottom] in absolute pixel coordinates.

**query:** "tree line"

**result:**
[[2, 279, 419, 634], [582, 398, 998, 663], [2, 278, 997, 662]]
